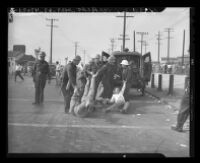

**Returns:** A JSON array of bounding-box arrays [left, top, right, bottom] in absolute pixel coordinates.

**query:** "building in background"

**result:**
[[8, 45, 35, 74]]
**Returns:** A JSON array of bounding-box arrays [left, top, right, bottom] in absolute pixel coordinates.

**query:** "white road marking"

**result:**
[[8, 122, 171, 130], [8, 98, 157, 104], [8, 98, 63, 102]]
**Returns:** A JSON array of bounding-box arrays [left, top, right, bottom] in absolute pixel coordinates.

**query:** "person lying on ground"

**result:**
[[101, 80, 131, 114], [69, 71, 99, 118]]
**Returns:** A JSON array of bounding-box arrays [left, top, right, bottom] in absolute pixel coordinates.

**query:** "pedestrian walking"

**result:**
[[171, 75, 190, 132], [32, 52, 51, 105], [14, 63, 24, 82], [55, 61, 62, 86], [61, 55, 81, 113]]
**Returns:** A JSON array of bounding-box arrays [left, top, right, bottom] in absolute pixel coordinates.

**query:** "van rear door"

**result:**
[[142, 52, 152, 83]]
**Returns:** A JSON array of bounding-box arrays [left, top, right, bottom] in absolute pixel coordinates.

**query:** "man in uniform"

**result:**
[[61, 55, 81, 113], [32, 52, 51, 105]]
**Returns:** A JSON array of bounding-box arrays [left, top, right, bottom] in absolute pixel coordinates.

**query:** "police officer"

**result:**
[[61, 55, 81, 113], [32, 52, 51, 105]]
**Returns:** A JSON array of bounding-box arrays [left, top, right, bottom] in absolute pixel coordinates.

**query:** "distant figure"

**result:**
[[65, 57, 68, 66], [15, 63, 24, 82], [55, 61, 62, 86], [32, 52, 51, 105]]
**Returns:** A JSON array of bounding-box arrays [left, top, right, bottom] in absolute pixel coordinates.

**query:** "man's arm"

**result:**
[[119, 80, 127, 95]]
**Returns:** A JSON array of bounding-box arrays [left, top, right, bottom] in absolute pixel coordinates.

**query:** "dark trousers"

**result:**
[[124, 82, 132, 101], [15, 71, 24, 81], [34, 78, 46, 104], [61, 84, 74, 113], [176, 94, 190, 129]]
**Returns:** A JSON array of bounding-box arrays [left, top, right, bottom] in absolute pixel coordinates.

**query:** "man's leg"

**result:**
[[40, 79, 46, 104], [18, 71, 24, 80], [124, 82, 132, 101], [33, 80, 40, 104], [171, 94, 190, 132], [14, 71, 18, 82], [64, 87, 74, 113], [105, 103, 124, 112]]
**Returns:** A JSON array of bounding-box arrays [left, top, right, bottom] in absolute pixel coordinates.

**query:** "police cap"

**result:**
[[101, 51, 110, 58], [39, 51, 46, 57], [73, 55, 81, 61]]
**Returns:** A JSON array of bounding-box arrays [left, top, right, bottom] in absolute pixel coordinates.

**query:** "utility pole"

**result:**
[[110, 38, 115, 53], [143, 41, 149, 54], [137, 32, 148, 55], [156, 31, 162, 64], [182, 29, 185, 66], [116, 11, 134, 52], [118, 34, 130, 52], [46, 18, 58, 64], [164, 28, 173, 64], [74, 42, 79, 56], [133, 30, 136, 52], [83, 50, 86, 65]]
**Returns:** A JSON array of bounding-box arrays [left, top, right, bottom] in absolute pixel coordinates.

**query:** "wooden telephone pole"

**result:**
[[116, 11, 134, 52], [46, 18, 58, 64]]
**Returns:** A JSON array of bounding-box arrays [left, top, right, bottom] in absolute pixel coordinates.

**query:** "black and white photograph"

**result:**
[[7, 7, 192, 157]]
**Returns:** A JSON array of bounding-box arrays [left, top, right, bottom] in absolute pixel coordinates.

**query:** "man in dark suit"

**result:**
[[61, 55, 81, 113]]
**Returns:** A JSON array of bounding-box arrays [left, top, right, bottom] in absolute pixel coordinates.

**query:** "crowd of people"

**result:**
[[11, 49, 190, 133]]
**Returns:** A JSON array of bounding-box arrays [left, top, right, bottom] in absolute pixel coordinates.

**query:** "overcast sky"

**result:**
[[8, 7, 190, 65]]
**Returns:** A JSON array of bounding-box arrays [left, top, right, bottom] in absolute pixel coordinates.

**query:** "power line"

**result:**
[[137, 32, 148, 55], [142, 40, 149, 54], [155, 31, 163, 64], [116, 11, 134, 52], [164, 28, 174, 64], [74, 42, 79, 57]]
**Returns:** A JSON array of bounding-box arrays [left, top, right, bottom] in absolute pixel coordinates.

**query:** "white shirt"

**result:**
[[15, 65, 22, 71], [56, 64, 61, 71], [110, 93, 125, 104], [110, 81, 127, 104]]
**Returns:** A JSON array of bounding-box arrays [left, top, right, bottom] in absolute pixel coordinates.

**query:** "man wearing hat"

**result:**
[[61, 55, 81, 113], [101, 51, 110, 65], [120, 59, 134, 102], [32, 51, 51, 105], [95, 55, 117, 99]]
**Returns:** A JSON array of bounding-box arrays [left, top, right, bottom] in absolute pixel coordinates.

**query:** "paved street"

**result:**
[[8, 75, 189, 157]]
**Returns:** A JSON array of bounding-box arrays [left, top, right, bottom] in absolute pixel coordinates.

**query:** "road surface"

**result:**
[[8, 75, 190, 157]]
